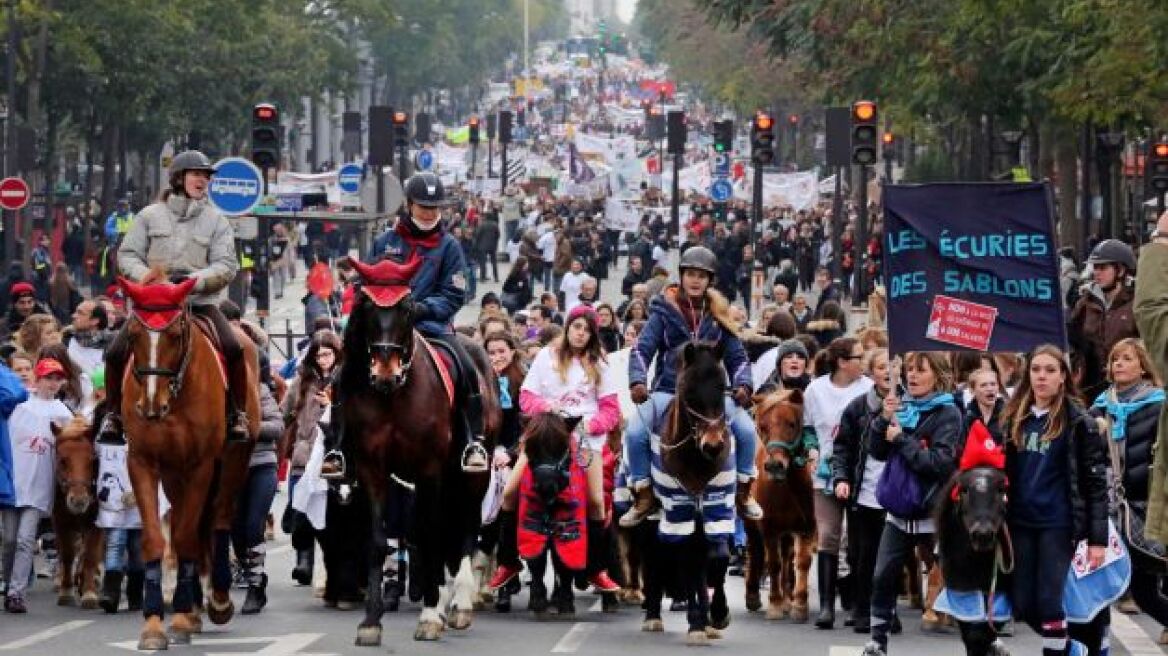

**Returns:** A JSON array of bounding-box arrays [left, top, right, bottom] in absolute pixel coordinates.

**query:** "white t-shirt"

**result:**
[[8, 396, 73, 513], [752, 346, 780, 391], [803, 374, 873, 490], [560, 271, 588, 314], [521, 346, 620, 449], [68, 339, 104, 420], [537, 231, 557, 262], [96, 443, 142, 529]]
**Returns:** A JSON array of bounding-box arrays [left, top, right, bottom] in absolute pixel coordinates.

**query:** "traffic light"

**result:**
[[368, 106, 393, 166], [646, 107, 665, 141], [499, 110, 513, 144], [751, 112, 776, 166], [468, 116, 480, 144], [667, 111, 686, 155], [251, 103, 280, 169], [415, 112, 432, 144], [713, 120, 733, 153], [851, 100, 879, 165], [1151, 142, 1168, 192], [392, 111, 409, 148], [788, 114, 799, 126], [882, 132, 896, 161]]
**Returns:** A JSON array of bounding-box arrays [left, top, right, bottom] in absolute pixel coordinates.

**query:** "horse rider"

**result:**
[[322, 171, 488, 477], [620, 245, 764, 527], [99, 150, 251, 444]]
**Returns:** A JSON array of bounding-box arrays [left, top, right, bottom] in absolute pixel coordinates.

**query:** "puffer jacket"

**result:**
[[832, 387, 882, 508], [629, 286, 752, 395], [251, 383, 283, 469], [368, 224, 466, 337], [118, 194, 238, 306], [1090, 387, 1161, 504], [869, 399, 963, 517], [1069, 280, 1138, 395]]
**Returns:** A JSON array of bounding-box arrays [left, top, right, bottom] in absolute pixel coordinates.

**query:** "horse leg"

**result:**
[[792, 533, 814, 623], [553, 553, 575, 618], [640, 525, 665, 632], [959, 620, 1001, 656], [357, 486, 389, 647], [208, 444, 252, 624], [127, 457, 167, 651], [708, 549, 730, 633], [446, 490, 479, 630], [743, 520, 763, 612], [55, 520, 77, 606], [165, 463, 215, 639], [528, 551, 549, 616], [79, 525, 104, 609], [763, 530, 784, 620], [617, 527, 642, 605], [685, 538, 710, 645], [414, 476, 445, 641]]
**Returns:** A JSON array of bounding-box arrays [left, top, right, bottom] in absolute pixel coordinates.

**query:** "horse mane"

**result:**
[[522, 412, 570, 463], [753, 388, 804, 419], [338, 296, 374, 392]]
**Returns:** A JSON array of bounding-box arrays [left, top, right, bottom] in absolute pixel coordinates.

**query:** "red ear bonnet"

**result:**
[[350, 254, 423, 307]]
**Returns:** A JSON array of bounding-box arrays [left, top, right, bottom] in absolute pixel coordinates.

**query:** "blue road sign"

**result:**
[[416, 149, 434, 171], [713, 153, 731, 176], [337, 163, 363, 194], [208, 157, 263, 215], [710, 178, 733, 202]]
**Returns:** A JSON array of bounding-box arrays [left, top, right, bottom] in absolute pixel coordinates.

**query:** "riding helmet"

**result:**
[[404, 172, 446, 208], [169, 150, 217, 178], [1087, 239, 1136, 272], [678, 245, 718, 275]]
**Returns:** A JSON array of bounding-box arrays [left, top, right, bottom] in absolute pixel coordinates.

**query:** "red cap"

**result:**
[[34, 358, 66, 379], [958, 420, 1005, 471], [567, 304, 598, 325], [10, 281, 34, 298]]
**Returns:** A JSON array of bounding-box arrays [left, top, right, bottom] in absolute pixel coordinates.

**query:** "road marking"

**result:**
[[0, 620, 93, 650], [1110, 611, 1165, 656], [552, 623, 597, 653], [109, 633, 334, 655]]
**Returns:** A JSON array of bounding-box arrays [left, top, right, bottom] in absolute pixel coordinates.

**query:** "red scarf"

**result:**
[[395, 218, 443, 249]]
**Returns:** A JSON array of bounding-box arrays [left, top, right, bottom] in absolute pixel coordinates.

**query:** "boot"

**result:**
[[736, 478, 764, 520], [618, 482, 658, 528], [320, 399, 350, 480], [97, 412, 125, 445], [816, 553, 838, 629], [125, 571, 144, 611], [226, 408, 250, 443], [487, 510, 522, 590], [99, 570, 124, 613], [840, 573, 854, 626], [461, 392, 488, 473], [242, 574, 268, 615], [585, 519, 621, 593], [292, 549, 313, 586]]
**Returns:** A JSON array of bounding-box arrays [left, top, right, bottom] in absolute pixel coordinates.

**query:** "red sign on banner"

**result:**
[[925, 295, 999, 351]]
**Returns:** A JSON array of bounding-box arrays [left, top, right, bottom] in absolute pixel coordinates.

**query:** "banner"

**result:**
[[732, 169, 819, 211], [882, 182, 1067, 354]]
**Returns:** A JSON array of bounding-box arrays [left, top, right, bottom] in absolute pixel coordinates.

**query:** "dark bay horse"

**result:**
[[642, 341, 733, 646], [746, 389, 815, 622], [119, 277, 261, 650], [52, 416, 103, 609], [936, 465, 1013, 656], [342, 255, 499, 645]]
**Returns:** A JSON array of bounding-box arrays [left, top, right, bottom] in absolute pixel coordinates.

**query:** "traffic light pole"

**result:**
[[397, 143, 409, 182], [884, 156, 893, 183], [831, 166, 843, 281], [501, 141, 509, 191], [255, 168, 271, 329], [856, 164, 869, 305], [671, 151, 682, 231]]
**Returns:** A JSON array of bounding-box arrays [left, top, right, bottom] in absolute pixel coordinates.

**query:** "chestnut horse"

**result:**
[[341, 255, 499, 645], [745, 389, 816, 622], [119, 277, 260, 650], [52, 416, 104, 609]]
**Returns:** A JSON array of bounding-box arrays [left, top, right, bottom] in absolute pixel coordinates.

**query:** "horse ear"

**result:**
[[681, 342, 696, 367], [786, 388, 804, 406], [713, 340, 726, 361], [563, 415, 583, 432]]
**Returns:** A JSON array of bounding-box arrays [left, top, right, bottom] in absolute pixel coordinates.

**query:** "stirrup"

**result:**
[[461, 440, 489, 473], [320, 450, 347, 480]]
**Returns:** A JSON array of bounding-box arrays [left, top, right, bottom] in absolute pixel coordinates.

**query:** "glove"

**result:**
[[630, 383, 649, 405], [733, 386, 753, 409]]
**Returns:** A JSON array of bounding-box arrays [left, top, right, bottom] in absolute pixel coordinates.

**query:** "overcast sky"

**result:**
[[616, 0, 637, 23]]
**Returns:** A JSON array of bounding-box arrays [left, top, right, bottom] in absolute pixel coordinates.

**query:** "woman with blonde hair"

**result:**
[[16, 314, 61, 360]]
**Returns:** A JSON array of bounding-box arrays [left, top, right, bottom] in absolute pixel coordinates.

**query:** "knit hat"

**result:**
[[777, 339, 809, 363]]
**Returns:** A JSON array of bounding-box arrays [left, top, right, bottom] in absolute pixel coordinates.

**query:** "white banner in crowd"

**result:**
[[733, 169, 819, 211]]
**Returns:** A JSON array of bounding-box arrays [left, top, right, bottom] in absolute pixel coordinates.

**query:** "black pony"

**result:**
[[935, 465, 1013, 656]]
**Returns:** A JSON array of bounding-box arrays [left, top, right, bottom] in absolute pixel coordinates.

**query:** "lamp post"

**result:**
[[1096, 130, 1125, 241]]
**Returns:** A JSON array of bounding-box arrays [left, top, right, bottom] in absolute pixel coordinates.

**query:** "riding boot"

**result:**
[[225, 381, 250, 444], [241, 549, 267, 615], [99, 570, 123, 613], [98, 332, 129, 444], [292, 548, 314, 586], [125, 570, 144, 611], [816, 553, 838, 629], [736, 478, 764, 521], [585, 519, 621, 593], [487, 510, 522, 590], [320, 398, 350, 481], [461, 391, 489, 473], [618, 481, 658, 528]]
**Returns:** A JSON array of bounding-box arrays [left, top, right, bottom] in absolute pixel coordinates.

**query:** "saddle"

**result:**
[[420, 336, 457, 407]]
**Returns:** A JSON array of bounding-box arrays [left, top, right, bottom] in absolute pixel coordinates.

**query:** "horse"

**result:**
[[640, 341, 734, 646], [935, 466, 1013, 656], [118, 276, 261, 650], [51, 416, 103, 609], [340, 255, 499, 645], [745, 389, 816, 622], [516, 413, 587, 618]]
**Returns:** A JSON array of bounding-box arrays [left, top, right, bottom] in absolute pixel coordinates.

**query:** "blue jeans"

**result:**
[[232, 464, 278, 557], [624, 391, 758, 487], [104, 528, 143, 573]]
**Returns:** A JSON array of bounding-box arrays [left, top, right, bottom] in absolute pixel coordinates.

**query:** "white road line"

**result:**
[[0, 620, 93, 650], [1110, 611, 1166, 656], [552, 623, 597, 653], [829, 647, 858, 656]]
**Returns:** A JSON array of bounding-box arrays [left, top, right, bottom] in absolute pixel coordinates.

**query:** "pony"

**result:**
[[118, 276, 261, 650], [935, 465, 1013, 656], [51, 416, 103, 609], [641, 341, 734, 646], [745, 389, 816, 622], [340, 255, 499, 645]]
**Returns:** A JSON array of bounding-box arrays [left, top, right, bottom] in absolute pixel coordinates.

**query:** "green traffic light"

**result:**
[[714, 143, 725, 152]]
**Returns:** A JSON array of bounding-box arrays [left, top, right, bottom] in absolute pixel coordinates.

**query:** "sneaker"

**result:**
[[4, 594, 26, 613], [487, 564, 522, 591], [232, 563, 249, 590], [587, 571, 621, 593], [320, 451, 346, 480], [859, 641, 886, 656], [97, 414, 124, 444], [737, 494, 764, 521]]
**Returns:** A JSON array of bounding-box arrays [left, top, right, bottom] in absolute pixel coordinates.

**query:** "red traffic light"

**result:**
[[882, 132, 895, 145], [393, 111, 408, 124], [1155, 143, 1168, 158], [755, 113, 774, 131], [853, 101, 876, 122], [253, 103, 277, 121]]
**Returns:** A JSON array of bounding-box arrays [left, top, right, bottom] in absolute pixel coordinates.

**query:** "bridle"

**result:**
[[658, 404, 728, 462], [951, 469, 1015, 624], [364, 294, 416, 389], [129, 303, 194, 401]]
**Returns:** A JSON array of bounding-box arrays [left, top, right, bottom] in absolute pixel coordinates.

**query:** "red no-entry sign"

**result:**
[[0, 177, 30, 211]]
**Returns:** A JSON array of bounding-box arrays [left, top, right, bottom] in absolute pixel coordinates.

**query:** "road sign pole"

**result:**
[[831, 166, 844, 281], [671, 152, 682, 231], [857, 164, 869, 305], [501, 141, 509, 191], [255, 168, 271, 329], [376, 166, 385, 214]]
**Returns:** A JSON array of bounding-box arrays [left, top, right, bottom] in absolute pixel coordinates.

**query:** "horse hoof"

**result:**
[[80, 592, 100, 609], [765, 605, 787, 621], [186, 612, 204, 634], [355, 624, 382, 647], [711, 615, 730, 630], [642, 618, 665, 632], [206, 598, 234, 625], [414, 621, 443, 641], [166, 630, 191, 645], [685, 630, 709, 646], [744, 592, 762, 612], [57, 593, 76, 607], [704, 627, 723, 639], [791, 605, 810, 624], [138, 634, 169, 651], [621, 589, 644, 605], [447, 609, 473, 630]]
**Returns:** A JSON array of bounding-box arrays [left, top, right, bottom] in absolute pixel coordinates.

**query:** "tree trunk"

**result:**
[[1054, 130, 1079, 253], [99, 124, 119, 216]]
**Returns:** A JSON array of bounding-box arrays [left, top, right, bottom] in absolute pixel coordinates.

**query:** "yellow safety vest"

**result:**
[[115, 212, 133, 235]]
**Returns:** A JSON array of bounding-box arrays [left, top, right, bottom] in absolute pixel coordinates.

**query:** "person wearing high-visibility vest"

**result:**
[[104, 198, 134, 243]]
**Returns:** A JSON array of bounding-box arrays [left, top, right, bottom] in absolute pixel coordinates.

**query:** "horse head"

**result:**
[[119, 276, 198, 420], [752, 389, 804, 483], [52, 416, 96, 514], [948, 466, 1009, 553], [522, 412, 579, 506], [674, 341, 728, 460], [345, 255, 423, 391]]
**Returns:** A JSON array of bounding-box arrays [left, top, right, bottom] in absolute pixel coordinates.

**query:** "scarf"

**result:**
[[73, 328, 115, 350], [395, 215, 443, 249], [497, 376, 513, 410], [895, 392, 955, 431], [1092, 383, 1165, 441]]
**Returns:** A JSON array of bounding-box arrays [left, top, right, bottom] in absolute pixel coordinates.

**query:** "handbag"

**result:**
[[875, 450, 931, 520], [1105, 405, 1168, 574]]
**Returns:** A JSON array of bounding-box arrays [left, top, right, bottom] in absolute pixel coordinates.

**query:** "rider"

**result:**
[[619, 245, 763, 527], [325, 172, 488, 475], [99, 150, 250, 444]]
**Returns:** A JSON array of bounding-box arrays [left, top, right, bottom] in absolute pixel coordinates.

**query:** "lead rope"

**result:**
[[986, 526, 1015, 627]]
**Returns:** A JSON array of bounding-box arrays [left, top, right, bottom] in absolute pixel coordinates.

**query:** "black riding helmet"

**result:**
[[678, 245, 718, 275], [1088, 239, 1136, 274], [404, 172, 447, 208], [168, 150, 217, 194]]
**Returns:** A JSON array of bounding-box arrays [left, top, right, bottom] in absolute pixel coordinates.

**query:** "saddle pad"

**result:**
[[190, 315, 229, 386], [420, 336, 455, 406]]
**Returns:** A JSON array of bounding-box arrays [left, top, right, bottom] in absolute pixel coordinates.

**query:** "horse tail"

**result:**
[[459, 334, 501, 440]]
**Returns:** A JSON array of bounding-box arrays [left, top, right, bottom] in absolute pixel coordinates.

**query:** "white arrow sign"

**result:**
[[110, 633, 335, 656]]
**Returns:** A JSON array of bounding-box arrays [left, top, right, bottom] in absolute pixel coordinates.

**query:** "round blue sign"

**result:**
[[337, 163, 363, 194], [710, 178, 733, 202], [416, 149, 434, 171], [208, 157, 264, 215]]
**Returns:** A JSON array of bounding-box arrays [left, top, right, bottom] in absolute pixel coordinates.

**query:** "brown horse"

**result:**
[[341, 255, 499, 645], [51, 416, 104, 609], [745, 389, 816, 622], [118, 277, 260, 650]]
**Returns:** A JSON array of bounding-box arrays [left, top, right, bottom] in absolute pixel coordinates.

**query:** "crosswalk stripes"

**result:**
[[0, 620, 93, 651]]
